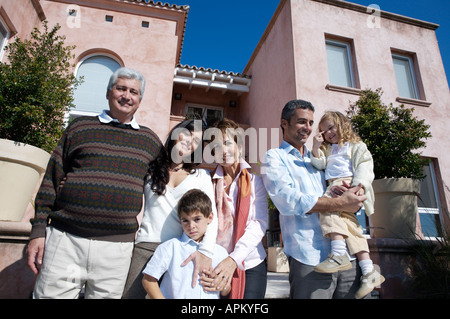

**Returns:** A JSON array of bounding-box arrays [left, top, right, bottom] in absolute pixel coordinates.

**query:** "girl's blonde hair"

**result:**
[[319, 111, 361, 150]]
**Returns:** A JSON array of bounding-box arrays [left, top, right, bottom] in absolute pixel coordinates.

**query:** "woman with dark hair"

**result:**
[[122, 119, 218, 299]]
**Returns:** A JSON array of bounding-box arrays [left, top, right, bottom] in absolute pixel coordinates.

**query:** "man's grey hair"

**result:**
[[107, 67, 146, 101]]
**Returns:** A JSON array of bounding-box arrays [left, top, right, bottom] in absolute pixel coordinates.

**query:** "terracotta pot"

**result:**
[[370, 178, 420, 239], [0, 139, 50, 222]]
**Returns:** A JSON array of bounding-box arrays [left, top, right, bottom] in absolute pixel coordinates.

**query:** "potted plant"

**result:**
[[0, 21, 80, 222], [347, 88, 432, 238]]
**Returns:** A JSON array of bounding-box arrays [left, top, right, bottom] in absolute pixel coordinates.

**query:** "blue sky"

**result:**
[[179, 0, 450, 87]]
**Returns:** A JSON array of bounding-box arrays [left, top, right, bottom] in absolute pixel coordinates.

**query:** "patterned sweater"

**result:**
[[30, 116, 162, 242]]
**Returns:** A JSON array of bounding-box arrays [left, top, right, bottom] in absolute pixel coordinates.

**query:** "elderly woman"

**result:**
[[203, 118, 268, 299]]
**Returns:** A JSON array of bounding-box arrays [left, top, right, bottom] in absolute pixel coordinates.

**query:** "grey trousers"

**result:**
[[288, 257, 370, 299], [122, 242, 160, 299]]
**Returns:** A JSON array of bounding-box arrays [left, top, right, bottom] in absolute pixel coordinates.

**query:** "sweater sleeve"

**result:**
[[310, 149, 327, 170], [351, 142, 375, 216], [351, 142, 375, 190], [30, 129, 70, 239]]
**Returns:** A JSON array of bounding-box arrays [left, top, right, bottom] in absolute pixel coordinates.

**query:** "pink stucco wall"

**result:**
[[0, 0, 43, 42], [241, 0, 296, 150]]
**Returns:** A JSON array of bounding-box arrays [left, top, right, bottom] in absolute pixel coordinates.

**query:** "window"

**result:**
[[357, 208, 369, 236], [392, 54, 419, 99], [0, 17, 10, 60], [186, 105, 223, 128], [71, 55, 121, 118], [326, 39, 356, 88], [417, 161, 444, 238]]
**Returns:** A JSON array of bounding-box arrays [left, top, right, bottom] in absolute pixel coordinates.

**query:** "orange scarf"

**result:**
[[212, 166, 251, 299]]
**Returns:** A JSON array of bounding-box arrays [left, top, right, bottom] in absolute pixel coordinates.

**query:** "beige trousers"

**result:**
[[33, 226, 133, 299], [320, 177, 369, 255]]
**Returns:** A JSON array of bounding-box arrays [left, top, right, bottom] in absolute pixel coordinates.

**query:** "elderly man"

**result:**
[[261, 99, 367, 299], [27, 67, 162, 299]]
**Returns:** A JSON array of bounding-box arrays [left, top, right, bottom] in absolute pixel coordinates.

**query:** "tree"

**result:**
[[0, 21, 81, 153], [346, 88, 431, 180]]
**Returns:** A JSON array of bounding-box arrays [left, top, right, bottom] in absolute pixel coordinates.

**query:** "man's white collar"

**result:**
[[98, 110, 140, 130]]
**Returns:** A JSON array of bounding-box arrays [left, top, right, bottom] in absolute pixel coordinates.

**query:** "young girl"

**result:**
[[311, 111, 384, 299]]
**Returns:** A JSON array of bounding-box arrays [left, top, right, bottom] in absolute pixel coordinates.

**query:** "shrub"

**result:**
[[347, 88, 431, 180], [0, 21, 81, 153]]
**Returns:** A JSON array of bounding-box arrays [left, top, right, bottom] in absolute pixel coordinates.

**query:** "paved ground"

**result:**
[[264, 271, 382, 299], [264, 272, 290, 299]]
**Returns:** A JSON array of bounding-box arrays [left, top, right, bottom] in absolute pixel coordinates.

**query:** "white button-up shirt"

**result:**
[[212, 159, 268, 271], [142, 233, 229, 299]]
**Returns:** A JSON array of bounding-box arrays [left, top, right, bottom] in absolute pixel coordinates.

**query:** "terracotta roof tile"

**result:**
[[132, 0, 190, 11], [177, 64, 251, 79]]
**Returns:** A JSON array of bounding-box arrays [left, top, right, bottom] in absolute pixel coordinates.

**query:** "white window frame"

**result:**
[[417, 162, 444, 240], [185, 104, 223, 127], [0, 16, 10, 61], [392, 53, 420, 100], [69, 53, 122, 122], [65, 110, 98, 124], [325, 39, 356, 88]]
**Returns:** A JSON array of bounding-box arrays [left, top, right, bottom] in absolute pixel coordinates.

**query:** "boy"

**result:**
[[142, 189, 230, 299]]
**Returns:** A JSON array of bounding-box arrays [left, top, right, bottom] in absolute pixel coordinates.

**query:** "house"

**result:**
[[0, 0, 448, 298]]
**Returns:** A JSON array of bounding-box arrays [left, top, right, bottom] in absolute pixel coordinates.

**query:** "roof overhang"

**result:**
[[174, 64, 252, 95], [314, 0, 440, 30]]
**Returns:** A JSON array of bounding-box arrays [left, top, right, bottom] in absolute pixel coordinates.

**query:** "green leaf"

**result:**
[[0, 21, 81, 152]]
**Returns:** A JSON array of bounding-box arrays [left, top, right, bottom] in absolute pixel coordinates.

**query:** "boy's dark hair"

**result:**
[[177, 189, 212, 218]]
